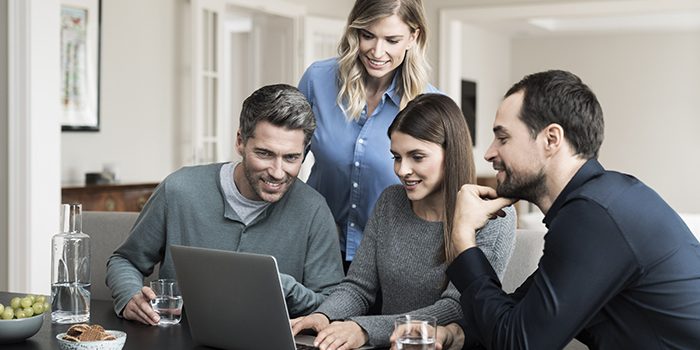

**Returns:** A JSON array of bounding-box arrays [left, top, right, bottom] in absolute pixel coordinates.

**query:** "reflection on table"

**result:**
[[1, 291, 201, 350]]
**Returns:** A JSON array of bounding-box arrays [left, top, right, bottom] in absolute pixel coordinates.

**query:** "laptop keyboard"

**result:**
[[296, 344, 320, 350]]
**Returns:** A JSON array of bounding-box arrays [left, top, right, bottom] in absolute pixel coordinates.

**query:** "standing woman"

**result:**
[[291, 94, 516, 350], [298, 0, 435, 268]]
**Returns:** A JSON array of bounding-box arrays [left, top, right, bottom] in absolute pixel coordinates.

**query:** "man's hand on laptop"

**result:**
[[123, 286, 160, 325]]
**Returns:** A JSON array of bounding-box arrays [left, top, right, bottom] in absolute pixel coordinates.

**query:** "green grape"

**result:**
[[32, 302, 44, 315], [35, 295, 46, 304], [0, 303, 4, 314], [43, 302, 50, 312], [20, 296, 32, 308], [15, 310, 26, 319], [23, 307, 34, 317], [1, 308, 13, 320], [10, 297, 21, 309]]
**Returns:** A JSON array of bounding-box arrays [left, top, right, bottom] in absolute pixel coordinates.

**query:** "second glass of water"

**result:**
[[149, 279, 183, 325], [394, 315, 437, 350]]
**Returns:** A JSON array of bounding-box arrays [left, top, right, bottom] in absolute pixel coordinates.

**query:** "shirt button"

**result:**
[[350, 223, 355, 227], [358, 139, 364, 144], [351, 204, 357, 209], [353, 182, 358, 188], [354, 161, 360, 167]]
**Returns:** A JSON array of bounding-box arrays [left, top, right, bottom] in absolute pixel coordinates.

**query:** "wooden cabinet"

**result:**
[[61, 183, 159, 212]]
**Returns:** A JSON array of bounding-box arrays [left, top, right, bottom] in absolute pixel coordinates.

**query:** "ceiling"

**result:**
[[445, 0, 700, 37]]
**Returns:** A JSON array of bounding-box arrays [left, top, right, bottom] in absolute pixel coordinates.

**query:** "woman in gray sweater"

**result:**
[[291, 93, 516, 349]]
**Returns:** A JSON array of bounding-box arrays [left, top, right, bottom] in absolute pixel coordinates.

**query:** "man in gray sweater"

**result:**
[[106, 84, 344, 325]]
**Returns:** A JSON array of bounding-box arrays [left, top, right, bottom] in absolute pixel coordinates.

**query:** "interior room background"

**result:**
[[2, 0, 699, 293]]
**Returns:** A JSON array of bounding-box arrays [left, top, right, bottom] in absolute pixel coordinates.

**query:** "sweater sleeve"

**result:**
[[349, 205, 516, 347], [105, 181, 169, 316], [317, 187, 464, 347], [475, 206, 517, 280], [281, 200, 344, 317], [314, 193, 384, 320]]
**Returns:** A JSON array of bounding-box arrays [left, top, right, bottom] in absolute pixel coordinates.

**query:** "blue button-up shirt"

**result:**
[[298, 58, 437, 261]]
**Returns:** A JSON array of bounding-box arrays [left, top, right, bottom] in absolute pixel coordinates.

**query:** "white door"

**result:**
[[189, 0, 226, 165], [188, 0, 304, 166]]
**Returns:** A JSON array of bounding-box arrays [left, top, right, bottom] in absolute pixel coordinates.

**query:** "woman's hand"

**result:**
[[389, 323, 465, 350], [313, 320, 369, 350], [291, 313, 331, 336]]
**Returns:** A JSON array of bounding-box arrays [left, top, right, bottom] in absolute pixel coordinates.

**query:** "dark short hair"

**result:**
[[239, 84, 315, 145], [505, 70, 604, 159]]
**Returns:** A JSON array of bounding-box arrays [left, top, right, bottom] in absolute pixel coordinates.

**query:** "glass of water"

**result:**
[[149, 279, 183, 325], [394, 315, 437, 350]]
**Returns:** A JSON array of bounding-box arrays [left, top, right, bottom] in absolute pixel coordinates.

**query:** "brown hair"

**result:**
[[388, 93, 475, 262]]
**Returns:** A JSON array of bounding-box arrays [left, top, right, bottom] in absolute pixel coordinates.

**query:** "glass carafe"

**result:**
[[51, 203, 91, 323]]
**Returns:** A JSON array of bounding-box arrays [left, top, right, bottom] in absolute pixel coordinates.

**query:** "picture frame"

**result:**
[[60, 0, 101, 132]]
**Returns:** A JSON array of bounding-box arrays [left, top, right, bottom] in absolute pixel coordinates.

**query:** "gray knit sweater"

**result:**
[[105, 163, 344, 317], [315, 185, 516, 347]]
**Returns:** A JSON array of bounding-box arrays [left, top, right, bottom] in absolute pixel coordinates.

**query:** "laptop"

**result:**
[[171, 245, 375, 350]]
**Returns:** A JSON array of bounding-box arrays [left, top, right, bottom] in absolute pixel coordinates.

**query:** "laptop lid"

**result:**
[[170, 245, 313, 350]]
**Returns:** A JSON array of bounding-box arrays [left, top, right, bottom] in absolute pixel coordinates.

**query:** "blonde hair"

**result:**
[[337, 0, 430, 120]]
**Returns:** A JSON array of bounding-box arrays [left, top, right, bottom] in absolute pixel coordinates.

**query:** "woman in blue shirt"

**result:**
[[298, 0, 436, 268]]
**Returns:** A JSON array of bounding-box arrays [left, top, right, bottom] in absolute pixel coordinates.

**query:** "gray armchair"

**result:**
[[82, 211, 158, 301]]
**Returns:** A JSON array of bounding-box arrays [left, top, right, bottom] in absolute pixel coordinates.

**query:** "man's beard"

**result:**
[[496, 165, 547, 204], [241, 155, 292, 202]]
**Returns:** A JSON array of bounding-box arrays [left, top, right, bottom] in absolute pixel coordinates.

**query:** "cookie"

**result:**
[[78, 327, 105, 341], [66, 323, 90, 337], [62, 334, 81, 342], [62, 323, 119, 343]]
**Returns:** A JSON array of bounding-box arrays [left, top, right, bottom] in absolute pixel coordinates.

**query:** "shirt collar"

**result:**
[[384, 71, 402, 107], [543, 158, 605, 227]]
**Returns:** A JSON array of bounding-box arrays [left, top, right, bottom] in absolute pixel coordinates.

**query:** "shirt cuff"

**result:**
[[447, 247, 498, 293]]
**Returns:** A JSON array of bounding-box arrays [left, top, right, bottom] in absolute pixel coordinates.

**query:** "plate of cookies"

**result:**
[[56, 324, 126, 350]]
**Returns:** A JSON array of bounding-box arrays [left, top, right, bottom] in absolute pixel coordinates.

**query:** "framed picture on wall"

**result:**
[[60, 0, 101, 132]]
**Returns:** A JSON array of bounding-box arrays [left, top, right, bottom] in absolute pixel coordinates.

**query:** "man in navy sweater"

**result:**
[[438, 70, 700, 349]]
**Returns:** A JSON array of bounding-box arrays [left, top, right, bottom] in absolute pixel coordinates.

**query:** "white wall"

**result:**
[[424, 0, 558, 85], [60, 0, 353, 185], [60, 0, 181, 184], [460, 23, 511, 176], [8, 0, 61, 294], [512, 31, 700, 213], [0, 0, 9, 291], [286, 0, 351, 19]]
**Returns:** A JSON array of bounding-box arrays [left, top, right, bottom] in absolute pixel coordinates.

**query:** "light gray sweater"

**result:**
[[315, 185, 516, 346], [105, 163, 344, 317]]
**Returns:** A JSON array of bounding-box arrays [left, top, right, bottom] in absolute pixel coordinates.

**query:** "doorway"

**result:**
[[223, 8, 296, 163]]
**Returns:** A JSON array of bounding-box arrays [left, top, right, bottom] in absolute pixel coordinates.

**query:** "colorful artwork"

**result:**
[[60, 0, 100, 131]]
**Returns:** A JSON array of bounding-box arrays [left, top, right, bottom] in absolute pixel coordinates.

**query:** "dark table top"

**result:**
[[2, 291, 200, 350], [3, 292, 390, 350]]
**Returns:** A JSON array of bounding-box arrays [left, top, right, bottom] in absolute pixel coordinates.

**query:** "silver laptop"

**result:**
[[171, 245, 321, 350]]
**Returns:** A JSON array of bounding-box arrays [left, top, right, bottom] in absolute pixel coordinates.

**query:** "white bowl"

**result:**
[[56, 330, 127, 350], [0, 313, 45, 344]]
